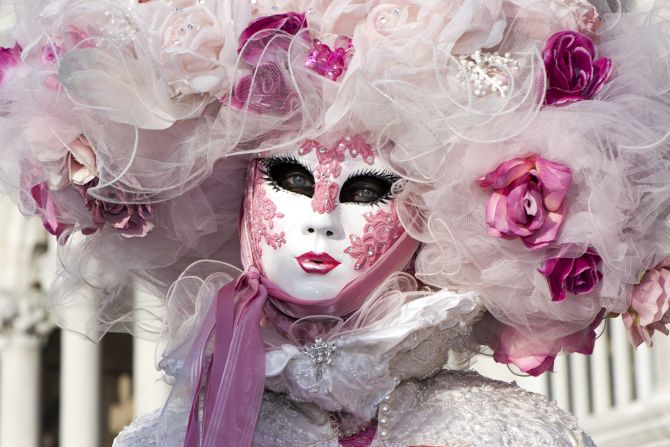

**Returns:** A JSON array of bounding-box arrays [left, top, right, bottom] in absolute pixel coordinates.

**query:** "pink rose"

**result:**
[[67, 136, 98, 186], [622, 260, 670, 347], [479, 154, 572, 249], [478, 309, 605, 376], [0, 44, 21, 86], [538, 248, 603, 302], [35, 135, 98, 191], [30, 183, 73, 238], [542, 31, 612, 106], [231, 63, 298, 115], [238, 12, 308, 65], [75, 180, 155, 238]]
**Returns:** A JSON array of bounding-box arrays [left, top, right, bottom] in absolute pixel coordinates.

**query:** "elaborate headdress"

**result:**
[[2, 0, 670, 444]]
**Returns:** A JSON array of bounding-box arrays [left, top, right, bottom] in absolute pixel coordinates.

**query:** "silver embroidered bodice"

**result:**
[[114, 290, 595, 447]]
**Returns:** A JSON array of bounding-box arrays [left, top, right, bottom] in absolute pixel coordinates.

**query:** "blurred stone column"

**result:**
[[0, 196, 54, 446], [133, 288, 171, 418], [59, 330, 101, 447], [0, 290, 53, 447], [0, 334, 41, 447]]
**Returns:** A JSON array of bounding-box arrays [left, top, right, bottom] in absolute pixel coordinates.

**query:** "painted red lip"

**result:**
[[296, 252, 341, 274]]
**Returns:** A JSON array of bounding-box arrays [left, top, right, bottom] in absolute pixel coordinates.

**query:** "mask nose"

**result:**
[[302, 214, 344, 240]]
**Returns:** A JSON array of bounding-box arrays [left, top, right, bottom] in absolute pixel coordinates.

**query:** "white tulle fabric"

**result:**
[[114, 371, 594, 447]]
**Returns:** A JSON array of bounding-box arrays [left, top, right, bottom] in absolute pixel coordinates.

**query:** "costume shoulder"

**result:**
[[113, 409, 160, 447], [374, 370, 595, 447]]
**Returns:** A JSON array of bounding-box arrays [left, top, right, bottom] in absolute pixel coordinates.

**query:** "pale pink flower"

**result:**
[[351, 0, 506, 62], [478, 309, 604, 376], [138, 0, 245, 96], [67, 136, 98, 186], [479, 154, 572, 249], [622, 260, 670, 347]]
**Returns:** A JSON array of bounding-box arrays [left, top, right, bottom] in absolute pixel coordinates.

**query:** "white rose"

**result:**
[[351, 0, 507, 60], [137, 0, 250, 97]]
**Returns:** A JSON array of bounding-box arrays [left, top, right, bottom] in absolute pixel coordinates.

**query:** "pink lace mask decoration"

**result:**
[[345, 206, 405, 271], [249, 166, 286, 259], [298, 135, 375, 214]]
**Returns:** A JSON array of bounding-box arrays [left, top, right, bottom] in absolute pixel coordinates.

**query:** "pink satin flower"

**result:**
[[538, 248, 603, 302], [30, 183, 72, 237], [622, 260, 670, 347], [479, 154, 572, 249], [76, 180, 155, 238], [543, 31, 612, 106], [231, 62, 297, 114], [0, 44, 21, 85], [480, 309, 604, 376], [67, 136, 98, 186], [238, 12, 307, 65]]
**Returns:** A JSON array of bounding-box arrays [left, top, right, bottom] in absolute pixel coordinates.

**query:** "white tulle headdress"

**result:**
[[1, 0, 670, 388]]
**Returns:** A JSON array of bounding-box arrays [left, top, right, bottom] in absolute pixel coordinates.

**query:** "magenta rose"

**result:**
[[538, 248, 603, 302], [542, 31, 612, 106], [479, 154, 572, 249], [0, 44, 21, 86], [76, 180, 155, 238], [478, 309, 605, 376], [622, 260, 670, 347], [238, 12, 308, 65], [231, 62, 297, 115], [30, 183, 73, 238]]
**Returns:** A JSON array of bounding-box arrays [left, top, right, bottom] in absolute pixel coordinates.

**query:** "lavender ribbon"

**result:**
[[183, 268, 267, 447]]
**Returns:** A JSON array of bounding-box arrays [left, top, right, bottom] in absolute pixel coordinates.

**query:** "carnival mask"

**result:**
[[243, 135, 407, 302]]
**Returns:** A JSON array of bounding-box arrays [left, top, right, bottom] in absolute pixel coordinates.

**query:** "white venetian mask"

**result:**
[[244, 134, 406, 302]]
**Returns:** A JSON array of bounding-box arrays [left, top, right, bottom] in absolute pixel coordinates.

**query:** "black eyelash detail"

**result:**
[[346, 168, 401, 184], [258, 155, 315, 197], [259, 154, 311, 173], [342, 169, 402, 206]]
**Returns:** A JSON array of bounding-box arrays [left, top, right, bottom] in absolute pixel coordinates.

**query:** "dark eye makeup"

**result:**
[[339, 170, 400, 205], [260, 156, 315, 198], [259, 156, 400, 205]]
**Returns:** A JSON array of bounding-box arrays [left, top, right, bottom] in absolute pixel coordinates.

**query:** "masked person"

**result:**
[[1, 0, 669, 446], [114, 135, 595, 446]]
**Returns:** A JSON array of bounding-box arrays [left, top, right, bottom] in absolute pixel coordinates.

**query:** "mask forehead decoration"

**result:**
[[297, 135, 376, 213], [243, 133, 407, 303]]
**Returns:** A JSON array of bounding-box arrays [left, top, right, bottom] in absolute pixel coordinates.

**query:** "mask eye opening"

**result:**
[[340, 170, 401, 205], [260, 156, 316, 198]]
